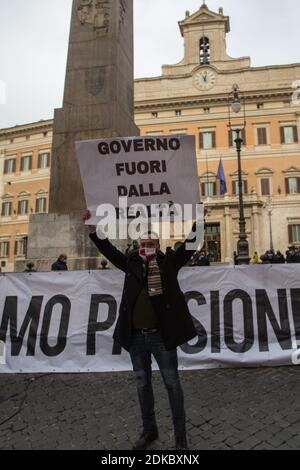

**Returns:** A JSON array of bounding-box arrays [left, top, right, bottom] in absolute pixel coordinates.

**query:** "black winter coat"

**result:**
[[51, 260, 68, 271], [89, 231, 198, 352]]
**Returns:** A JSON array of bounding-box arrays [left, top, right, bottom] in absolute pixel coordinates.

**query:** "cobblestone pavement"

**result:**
[[0, 367, 300, 450]]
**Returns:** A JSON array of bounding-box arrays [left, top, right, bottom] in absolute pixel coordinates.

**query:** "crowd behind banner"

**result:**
[[251, 246, 300, 265]]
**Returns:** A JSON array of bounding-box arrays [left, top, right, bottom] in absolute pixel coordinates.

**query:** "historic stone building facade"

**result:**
[[0, 4, 300, 270], [0, 121, 52, 271], [135, 4, 300, 262]]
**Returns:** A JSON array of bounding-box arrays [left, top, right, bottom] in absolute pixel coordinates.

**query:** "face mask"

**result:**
[[139, 248, 157, 259]]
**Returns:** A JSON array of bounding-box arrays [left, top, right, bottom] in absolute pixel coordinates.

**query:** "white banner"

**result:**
[[75, 135, 200, 224], [0, 265, 300, 373]]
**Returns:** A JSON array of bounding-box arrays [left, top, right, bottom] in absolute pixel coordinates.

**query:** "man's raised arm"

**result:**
[[174, 221, 202, 271], [84, 210, 127, 272]]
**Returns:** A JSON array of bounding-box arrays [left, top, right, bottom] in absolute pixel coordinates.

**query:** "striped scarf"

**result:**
[[147, 258, 163, 297]]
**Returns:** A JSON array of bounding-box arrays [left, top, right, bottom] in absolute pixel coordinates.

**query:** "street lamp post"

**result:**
[[228, 84, 250, 265]]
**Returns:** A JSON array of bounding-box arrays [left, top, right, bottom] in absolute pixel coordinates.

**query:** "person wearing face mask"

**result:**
[[84, 210, 200, 451]]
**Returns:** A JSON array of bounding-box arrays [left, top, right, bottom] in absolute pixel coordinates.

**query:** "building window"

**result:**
[[14, 239, 26, 257], [280, 126, 298, 144], [35, 198, 47, 213], [286, 177, 300, 195], [1, 201, 12, 217], [289, 225, 300, 244], [175, 110, 182, 117], [200, 37, 210, 65], [260, 178, 271, 196], [200, 131, 216, 150], [151, 112, 158, 118], [201, 182, 216, 197], [256, 127, 268, 145], [4, 158, 16, 174], [0, 241, 9, 258], [38, 153, 50, 169], [228, 129, 246, 147], [18, 200, 29, 215], [232, 180, 248, 195], [20, 155, 32, 172]]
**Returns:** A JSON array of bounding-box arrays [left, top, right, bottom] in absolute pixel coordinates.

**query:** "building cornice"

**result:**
[[135, 90, 294, 111], [0, 120, 53, 139]]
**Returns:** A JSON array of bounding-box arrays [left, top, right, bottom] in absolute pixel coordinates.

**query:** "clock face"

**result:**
[[194, 69, 217, 91]]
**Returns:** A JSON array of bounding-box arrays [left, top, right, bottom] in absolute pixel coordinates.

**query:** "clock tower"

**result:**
[[161, 3, 251, 79]]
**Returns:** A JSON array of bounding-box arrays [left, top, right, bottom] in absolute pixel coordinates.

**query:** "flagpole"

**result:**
[[206, 153, 210, 202], [219, 155, 222, 196]]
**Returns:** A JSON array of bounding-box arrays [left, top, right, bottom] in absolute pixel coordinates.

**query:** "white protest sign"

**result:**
[[75, 135, 200, 225]]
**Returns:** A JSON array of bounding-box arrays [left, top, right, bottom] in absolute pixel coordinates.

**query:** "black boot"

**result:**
[[132, 425, 158, 450], [175, 435, 188, 450]]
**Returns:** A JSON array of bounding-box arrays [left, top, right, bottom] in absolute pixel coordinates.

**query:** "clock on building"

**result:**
[[194, 69, 217, 91]]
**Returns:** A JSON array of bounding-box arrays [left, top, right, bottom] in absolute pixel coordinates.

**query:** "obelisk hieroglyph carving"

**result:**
[[49, 0, 138, 214], [19, 0, 138, 271]]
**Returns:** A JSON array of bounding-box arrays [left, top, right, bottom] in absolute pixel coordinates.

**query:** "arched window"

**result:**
[[200, 37, 210, 65]]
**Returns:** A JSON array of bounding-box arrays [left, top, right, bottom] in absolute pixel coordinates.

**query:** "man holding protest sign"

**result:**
[[84, 211, 201, 451]]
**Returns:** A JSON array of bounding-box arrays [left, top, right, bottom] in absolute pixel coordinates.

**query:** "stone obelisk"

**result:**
[[17, 0, 139, 271]]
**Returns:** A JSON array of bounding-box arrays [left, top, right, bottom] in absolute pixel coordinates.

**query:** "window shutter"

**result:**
[[288, 226, 293, 244], [293, 126, 299, 143], [14, 241, 18, 256], [18, 201, 21, 214], [285, 178, 290, 195], [244, 181, 248, 195], [228, 130, 233, 147], [258, 127, 267, 145], [232, 181, 236, 195], [261, 178, 270, 196], [242, 129, 246, 146], [20, 157, 24, 172], [201, 183, 205, 197], [29, 156, 32, 171], [7, 242, 10, 257], [35, 199, 39, 213], [280, 127, 285, 144], [213, 182, 217, 196], [38, 155, 41, 169], [4, 160, 8, 174], [263, 128, 267, 144], [297, 177, 300, 194], [212, 132, 216, 148], [25, 200, 28, 214], [1, 204, 4, 217], [200, 133, 204, 149]]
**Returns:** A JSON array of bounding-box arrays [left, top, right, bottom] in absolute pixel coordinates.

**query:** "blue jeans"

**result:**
[[129, 331, 186, 437]]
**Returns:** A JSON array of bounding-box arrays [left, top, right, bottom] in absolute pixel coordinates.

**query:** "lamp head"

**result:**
[[231, 84, 241, 113]]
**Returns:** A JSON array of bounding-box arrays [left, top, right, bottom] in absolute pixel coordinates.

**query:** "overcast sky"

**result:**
[[0, 0, 299, 129]]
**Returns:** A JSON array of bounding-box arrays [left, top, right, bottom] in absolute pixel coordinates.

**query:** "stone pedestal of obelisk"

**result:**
[[16, 0, 139, 272]]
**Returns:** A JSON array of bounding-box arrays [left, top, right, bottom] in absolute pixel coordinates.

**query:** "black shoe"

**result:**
[[132, 426, 158, 450], [175, 435, 188, 450]]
